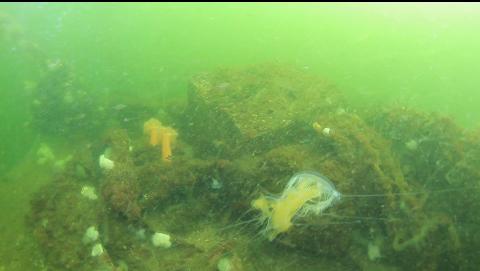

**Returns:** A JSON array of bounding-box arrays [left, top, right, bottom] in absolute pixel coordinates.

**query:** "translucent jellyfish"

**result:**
[[285, 171, 342, 215], [248, 169, 476, 245], [251, 171, 342, 240]]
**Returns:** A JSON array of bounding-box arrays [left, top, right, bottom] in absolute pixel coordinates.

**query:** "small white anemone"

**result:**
[[152, 232, 171, 248], [217, 257, 233, 271], [36, 144, 55, 165], [91, 243, 104, 257], [322, 127, 332, 136], [81, 186, 98, 200], [53, 156, 72, 173], [99, 154, 114, 170], [405, 139, 418, 151], [83, 226, 99, 244], [368, 242, 381, 261]]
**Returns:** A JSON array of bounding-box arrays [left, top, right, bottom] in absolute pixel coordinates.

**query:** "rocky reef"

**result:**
[[30, 61, 105, 139], [28, 64, 480, 271]]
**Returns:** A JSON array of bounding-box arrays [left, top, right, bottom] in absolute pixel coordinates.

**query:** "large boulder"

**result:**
[[182, 64, 345, 157]]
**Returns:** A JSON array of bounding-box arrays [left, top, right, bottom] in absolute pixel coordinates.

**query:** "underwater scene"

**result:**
[[2, 3, 480, 271]]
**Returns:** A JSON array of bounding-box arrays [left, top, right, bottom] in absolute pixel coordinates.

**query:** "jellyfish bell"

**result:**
[[286, 171, 343, 215]]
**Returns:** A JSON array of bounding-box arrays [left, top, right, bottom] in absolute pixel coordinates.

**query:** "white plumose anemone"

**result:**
[[91, 243, 104, 257], [99, 154, 114, 170], [81, 186, 98, 200], [83, 226, 99, 244], [152, 232, 172, 248]]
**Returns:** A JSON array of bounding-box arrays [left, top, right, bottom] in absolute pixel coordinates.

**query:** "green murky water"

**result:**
[[1, 3, 480, 271]]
